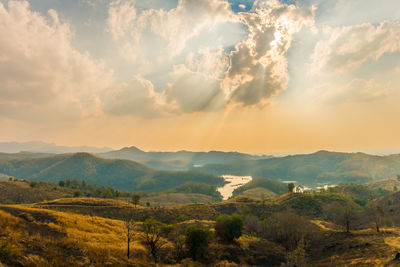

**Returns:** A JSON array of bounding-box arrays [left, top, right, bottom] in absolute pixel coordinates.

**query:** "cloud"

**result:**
[[107, 0, 235, 59], [223, 0, 315, 106], [317, 79, 392, 104], [311, 21, 400, 74], [0, 1, 113, 121], [104, 76, 170, 117], [165, 48, 227, 113], [105, 0, 315, 114]]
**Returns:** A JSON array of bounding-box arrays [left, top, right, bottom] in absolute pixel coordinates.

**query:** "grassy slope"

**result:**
[[237, 187, 276, 199], [0, 181, 74, 204], [0, 205, 148, 266], [142, 193, 215, 206], [0, 153, 224, 191], [34, 192, 358, 224]]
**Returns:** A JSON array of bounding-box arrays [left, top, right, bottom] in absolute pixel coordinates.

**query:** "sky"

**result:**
[[0, 0, 399, 154]]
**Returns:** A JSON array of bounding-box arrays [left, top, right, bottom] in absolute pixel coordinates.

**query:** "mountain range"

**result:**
[[0, 141, 111, 154], [192, 150, 400, 186], [3, 144, 400, 189], [98, 146, 271, 170]]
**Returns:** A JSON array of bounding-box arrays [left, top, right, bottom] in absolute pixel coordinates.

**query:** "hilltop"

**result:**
[[232, 178, 288, 199], [0, 153, 224, 191]]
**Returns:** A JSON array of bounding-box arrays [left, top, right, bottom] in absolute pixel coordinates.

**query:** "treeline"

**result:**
[[57, 179, 131, 199], [123, 213, 247, 264]]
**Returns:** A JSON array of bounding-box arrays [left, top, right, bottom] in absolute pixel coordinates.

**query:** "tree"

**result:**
[[169, 224, 186, 262], [124, 216, 135, 259], [215, 213, 243, 243], [367, 204, 385, 232], [115, 190, 120, 199], [329, 204, 357, 233], [132, 193, 141, 208], [265, 210, 310, 251], [58, 180, 65, 187], [288, 183, 295, 193], [243, 215, 264, 237], [185, 225, 212, 261], [142, 217, 166, 263]]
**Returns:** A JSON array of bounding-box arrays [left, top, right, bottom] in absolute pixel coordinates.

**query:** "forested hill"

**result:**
[[99, 146, 271, 170], [0, 153, 224, 191], [192, 151, 400, 186]]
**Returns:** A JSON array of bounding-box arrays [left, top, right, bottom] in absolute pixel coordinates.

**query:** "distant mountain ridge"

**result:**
[[0, 153, 224, 191], [193, 150, 400, 186], [99, 146, 272, 170], [0, 141, 111, 154]]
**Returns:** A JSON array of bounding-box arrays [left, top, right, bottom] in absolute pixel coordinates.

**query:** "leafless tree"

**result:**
[[265, 210, 310, 251], [367, 204, 385, 232], [124, 215, 135, 259]]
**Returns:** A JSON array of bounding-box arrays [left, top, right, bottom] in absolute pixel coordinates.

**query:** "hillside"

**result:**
[[365, 178, 400, 191], [232, 178, 287, 198], [0, 153, 224, 191], [194, 151, 400, 186], [99, 146, 271, 171], [0, 180, 74, 204]]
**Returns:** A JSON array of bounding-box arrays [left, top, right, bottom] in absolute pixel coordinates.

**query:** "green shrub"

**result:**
[[185, 225, 212, 261], [215, 213, 243, 243]]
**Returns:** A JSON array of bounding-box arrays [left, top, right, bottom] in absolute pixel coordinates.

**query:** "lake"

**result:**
[[217, 174, 252, 200]]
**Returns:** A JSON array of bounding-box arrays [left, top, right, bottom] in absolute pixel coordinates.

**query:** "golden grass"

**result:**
[[0, 205, 151, 266]]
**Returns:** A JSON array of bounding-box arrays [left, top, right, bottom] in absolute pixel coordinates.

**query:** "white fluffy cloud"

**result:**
[[224, 0, 315, 106], [105, 0, 315, 114], [0, 1, 113, 121], [311, 21, 400, 74], [107, 0, 234, 59]]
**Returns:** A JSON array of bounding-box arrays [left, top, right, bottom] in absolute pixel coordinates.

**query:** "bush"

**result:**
[[73, 190, 82, 197], [215, 213, 243, 243], [185, 225, 212, 261]]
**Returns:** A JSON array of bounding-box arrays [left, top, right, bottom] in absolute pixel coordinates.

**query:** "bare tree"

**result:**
[[328, 203, 357, 233], [367, 204, 385, 232], [265, 210, 310, 251], [124, 214, 135, 259], [142, 217, 166, 263]]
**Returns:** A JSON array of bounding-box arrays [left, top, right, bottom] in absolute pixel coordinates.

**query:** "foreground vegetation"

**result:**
[[2, 185, 400, 266]]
